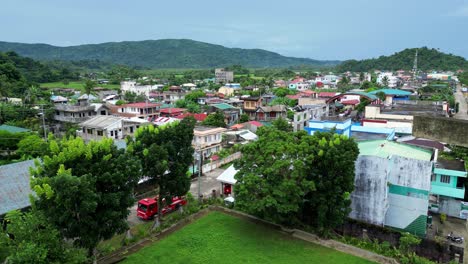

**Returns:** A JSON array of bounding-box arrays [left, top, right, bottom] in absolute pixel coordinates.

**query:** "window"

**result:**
[[97, 130, 103, 136], [130, 127, 134, 133], [440, 175, 450, 184], [110, 131, 114, 137], [431, 174, 436, 182]]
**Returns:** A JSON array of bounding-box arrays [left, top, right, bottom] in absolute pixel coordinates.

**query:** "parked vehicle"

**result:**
[[137, 196, 187, 220], [447, 232, 464, 244]]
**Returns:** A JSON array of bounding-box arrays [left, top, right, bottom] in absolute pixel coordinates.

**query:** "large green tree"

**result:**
[[0, 210, 88, 264], [30, 137, 141, 257], [234, 127, 359, 235], [130, 117, 196, 225], [202, 111, 226, 127]]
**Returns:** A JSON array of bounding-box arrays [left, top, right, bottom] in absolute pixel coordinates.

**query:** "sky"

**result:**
[[1, 0, 467, 60]]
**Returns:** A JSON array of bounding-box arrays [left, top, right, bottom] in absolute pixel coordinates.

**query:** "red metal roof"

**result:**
[[173, 113, 207, 121], [122, 102, 161, 108], [318, 92, 337, 98], [249, 121, 263, 127], [159, 108, 186, 114], [230, 124, 244, 130], [341, 99, 360, 105]]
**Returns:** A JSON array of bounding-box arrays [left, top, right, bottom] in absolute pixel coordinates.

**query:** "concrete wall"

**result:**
[[413, 115, 468, 148], [350, 156, 388, 226], [365, 106, 413, 121], [351, 155, 432, 236]]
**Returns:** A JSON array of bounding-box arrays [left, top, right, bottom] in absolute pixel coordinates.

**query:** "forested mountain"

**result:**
[[337, 47, 468, 72], [0, 51, 78, 97], [0, 39, 340, 69]]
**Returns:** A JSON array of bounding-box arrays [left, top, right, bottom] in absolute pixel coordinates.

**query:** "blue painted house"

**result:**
[[429, 158, 467, 218]]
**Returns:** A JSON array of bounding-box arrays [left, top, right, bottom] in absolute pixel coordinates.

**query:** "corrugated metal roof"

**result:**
[[369, 89, 412, 96], [212, 103, 235, 110], [0, 125, 31, 133], [80, 115, 123, 129], [358, 140, 432, 161], [0, 160, 36, 215]]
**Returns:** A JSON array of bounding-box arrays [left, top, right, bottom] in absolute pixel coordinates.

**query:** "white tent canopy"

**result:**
[[216, 165, 239, 185]]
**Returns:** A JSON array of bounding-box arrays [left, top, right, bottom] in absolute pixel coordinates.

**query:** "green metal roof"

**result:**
[[160, 104, 175, 109], [0, 125, 31, 133], [369, 89, 412, 96], [358, 140, 432, 161], [212, 103, 235, 110], [347, 91, 378, 101]]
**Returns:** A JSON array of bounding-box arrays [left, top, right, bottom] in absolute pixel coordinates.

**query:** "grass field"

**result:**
[[122, 212, 375, 264], [40, 81, 120, 90]]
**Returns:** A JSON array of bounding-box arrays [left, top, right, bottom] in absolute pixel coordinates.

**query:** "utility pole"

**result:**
[[40, 104, 47, 141], [197, 144, 202, 201]]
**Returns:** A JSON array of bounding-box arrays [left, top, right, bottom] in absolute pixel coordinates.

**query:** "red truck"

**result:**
[[137, 196, 187, 220]]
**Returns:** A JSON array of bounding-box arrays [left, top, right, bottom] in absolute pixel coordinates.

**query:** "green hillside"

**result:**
[[0, 39, 340, 69], [337, 47, 468, 72]]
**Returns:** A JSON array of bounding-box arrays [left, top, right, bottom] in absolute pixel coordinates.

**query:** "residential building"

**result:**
[[215, 68, 234, 83], [193, 126, 227, 159], [120, 81, 163, 96], [211, 103, 240, 126], [351, 140, 433, 236], [117, 102, 161, 119], [242, 97, 262, 120], [304, 117, 352, 137], [159, 108, 186, 117], [77, 115, 147, 140], [291, 105, 327, 132], [255, 105, 287, 121], [377, 73, 400, 88], [363, 103, 448, 134], [369, 89, 412, 104], [54, 99, 101, 123], [162, 90, 186, 104], [429, 158, 467, 219]]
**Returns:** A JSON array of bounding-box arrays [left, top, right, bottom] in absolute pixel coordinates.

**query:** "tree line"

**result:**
[[1, 117, 196, 263]]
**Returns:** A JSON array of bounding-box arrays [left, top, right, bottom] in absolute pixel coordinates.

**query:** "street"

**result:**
[[127, 168, 227, 226], [454, 84, 468, 120]]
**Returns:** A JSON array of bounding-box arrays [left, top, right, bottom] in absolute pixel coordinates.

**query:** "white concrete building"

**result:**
[[120, 81, 163, 96], [193, 126, 227, 159], [377, 72, 399, 88]]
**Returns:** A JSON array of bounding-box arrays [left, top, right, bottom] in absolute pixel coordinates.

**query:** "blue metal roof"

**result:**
[[369, 89, 412, 96], [0, 160, 36, 215]]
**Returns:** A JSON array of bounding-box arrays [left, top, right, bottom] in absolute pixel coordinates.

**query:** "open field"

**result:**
[[122, 211, 375, 264], [40, 81, 120, 90]]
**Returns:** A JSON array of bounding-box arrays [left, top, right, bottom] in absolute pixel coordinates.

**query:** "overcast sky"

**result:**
[[1, 0, 467, 60]]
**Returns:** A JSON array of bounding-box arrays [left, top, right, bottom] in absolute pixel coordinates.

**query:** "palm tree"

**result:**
[[381, 76, 389, 87]]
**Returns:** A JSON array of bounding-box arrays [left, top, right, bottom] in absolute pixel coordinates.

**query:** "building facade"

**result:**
[[193, 126, 227, 159], [215, 68, 234, 84]]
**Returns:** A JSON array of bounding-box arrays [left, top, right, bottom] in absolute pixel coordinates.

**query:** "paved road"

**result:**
[[454, 84, 468, 120], [127, 168, 227, 226]]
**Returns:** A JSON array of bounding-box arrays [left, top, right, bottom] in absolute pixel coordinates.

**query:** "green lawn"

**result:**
[[40, 81, 120, 90], [123, 212, 375, 264]]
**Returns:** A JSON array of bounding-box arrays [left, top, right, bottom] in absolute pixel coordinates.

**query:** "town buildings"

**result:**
[[215, 68, 234, 83]]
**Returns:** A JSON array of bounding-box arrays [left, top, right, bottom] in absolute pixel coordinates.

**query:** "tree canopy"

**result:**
[[30, 137, 141, 256], [234, 127, 359, 235], [336, 47, 468, 72], [130, 117, 196, 223], [0, 210, 88, 264], [202, 111, 226, 128]]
